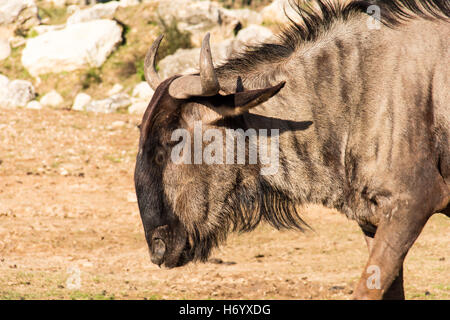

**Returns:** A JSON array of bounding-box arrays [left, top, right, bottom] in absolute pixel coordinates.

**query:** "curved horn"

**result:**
[[199, 33, 220, 96], [144, 34, 163, 90], [168, 33, 220, 99]]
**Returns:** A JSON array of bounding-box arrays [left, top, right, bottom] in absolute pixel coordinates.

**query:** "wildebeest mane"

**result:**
[[216, 0, 449, 76], [223, 172, 310, 233], [185, 171, 311, 263]]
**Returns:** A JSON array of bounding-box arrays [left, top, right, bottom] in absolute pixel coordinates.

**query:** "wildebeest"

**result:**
[[134, 0, 449, 299]]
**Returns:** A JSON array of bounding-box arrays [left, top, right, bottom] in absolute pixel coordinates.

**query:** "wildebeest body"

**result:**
[[214, 15, 450, 233], [134, 0, 449, 299]]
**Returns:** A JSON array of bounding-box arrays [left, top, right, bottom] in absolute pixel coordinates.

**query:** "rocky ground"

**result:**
[[0, 108, 448, 300]]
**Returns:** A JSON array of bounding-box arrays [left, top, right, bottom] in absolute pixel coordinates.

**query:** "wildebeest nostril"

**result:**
[[150, 238, 166, 266]]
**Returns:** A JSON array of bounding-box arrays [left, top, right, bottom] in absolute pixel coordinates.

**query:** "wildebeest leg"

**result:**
[[383, 267, 404, 300], [362, 229, 405, 300], [353, 207, 431, 300]]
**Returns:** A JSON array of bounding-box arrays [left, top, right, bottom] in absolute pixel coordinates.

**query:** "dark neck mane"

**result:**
[[216, 0, 449, 83]]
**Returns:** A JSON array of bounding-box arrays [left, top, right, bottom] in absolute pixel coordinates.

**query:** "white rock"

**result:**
[[260, 0, 299, 25], [59, 167, 69, 176], [132, 82, 154, 101], [40, 90, 64, 108], [67, 5, 80, 15], [119, 0, 140, 7], [26, 100, 42, 109], [0, 0, 39, 28], [0, 37, 10, 60], [0, 74, 9, 87], [0, 26, 13, 43], [49, 0, 68, 7], [111, 120, 126, 129], [107, 83, 123, 96], [225, 8, 263, 26], [0, 79, 35, 109], [157, 0, 240, 45], [126, 191, 137, 203], [158, 48, 200, 79], [72, 93, 92, 111], [158, 39, 233, 79], [22, 19, 123, 77], [128, 100, 148, 115], [32, 24, 65, 35], [85, 93, 131, 113], [67, 2, 120, 25], [236, 25, 274, 44], [232, 24, 275, 53], [80, 260, 93, 268]]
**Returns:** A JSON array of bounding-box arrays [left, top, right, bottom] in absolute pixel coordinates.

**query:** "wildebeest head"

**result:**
[[134, 34, 285, 268]]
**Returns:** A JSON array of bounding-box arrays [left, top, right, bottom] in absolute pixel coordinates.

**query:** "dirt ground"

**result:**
[[0, 108, 448, 300]]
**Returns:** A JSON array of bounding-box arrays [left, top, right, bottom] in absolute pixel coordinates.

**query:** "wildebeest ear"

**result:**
[[208, 81, 285, 117]]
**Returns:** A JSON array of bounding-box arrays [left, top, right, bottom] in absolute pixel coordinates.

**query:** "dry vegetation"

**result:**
[[0, 108, 448, 300]]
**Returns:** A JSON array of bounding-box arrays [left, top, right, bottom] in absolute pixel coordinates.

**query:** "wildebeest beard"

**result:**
[[177, 170, 309, 263]]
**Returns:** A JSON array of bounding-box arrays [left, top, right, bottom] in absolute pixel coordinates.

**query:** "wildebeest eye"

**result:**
[[154, 147, 166, 165]]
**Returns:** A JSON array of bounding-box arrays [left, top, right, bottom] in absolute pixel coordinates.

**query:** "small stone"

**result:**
[[0, 74, 9, 87], [67, 2, 120, 25], [128, 101, 148, 115], [0, 0, 40, 34], [81, 261, 93, 268], [107, 83, 123, 96], [40, 90, 64, 108], [132, 82, 154, 101], [127, 192, 137, 203], [26, 100, 42, 109], [0, 37, 11, 60], [0, 78, 35, 108], [85, 93, 131, 114], [119, 0, 140, 7], [232, 25, 274, 53], [111, 120, 126, 129], [67, 5, 80, 15], [72, 93, 92, 111]]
